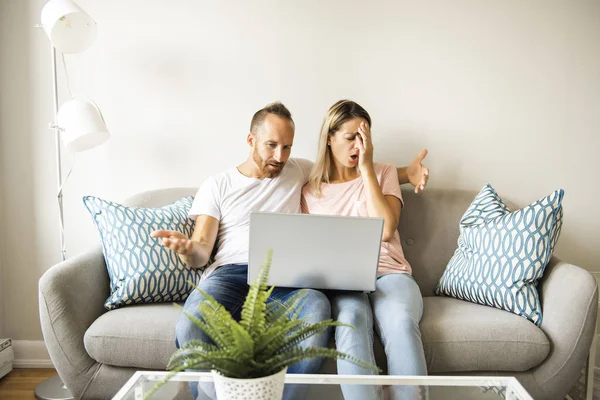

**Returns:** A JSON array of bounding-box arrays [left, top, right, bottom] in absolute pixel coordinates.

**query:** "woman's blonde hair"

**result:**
[[308, 100, 372, 196]]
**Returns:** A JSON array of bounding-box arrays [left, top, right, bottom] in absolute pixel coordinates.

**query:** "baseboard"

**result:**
[[11, 340, 54, 368]]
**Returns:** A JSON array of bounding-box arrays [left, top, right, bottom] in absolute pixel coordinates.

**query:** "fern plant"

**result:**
[[146, 249, 380, 399]]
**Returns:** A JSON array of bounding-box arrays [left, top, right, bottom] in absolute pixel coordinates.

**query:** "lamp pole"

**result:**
[[37, 3, 104, 398], [51, 44, 66, 262], [33, 38, 73, 400]]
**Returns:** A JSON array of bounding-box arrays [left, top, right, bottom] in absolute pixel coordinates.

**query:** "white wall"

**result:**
[[0, 77, 3, 339], [0, 163, 3, 340], [1, 0, 599, 341], [0, 3, 4, 341], [2, 0, 55, 340], [0, 171, 4, 338]]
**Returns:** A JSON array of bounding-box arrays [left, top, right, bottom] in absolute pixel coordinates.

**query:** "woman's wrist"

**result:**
[[359, 161, 375, 175], [360, 166, 378, 185]]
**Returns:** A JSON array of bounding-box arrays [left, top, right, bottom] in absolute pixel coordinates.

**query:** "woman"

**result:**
[[301, 100, 427, 400]]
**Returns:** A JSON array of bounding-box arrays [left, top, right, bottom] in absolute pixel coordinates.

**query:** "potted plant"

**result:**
[[146, 249, 379, 400]]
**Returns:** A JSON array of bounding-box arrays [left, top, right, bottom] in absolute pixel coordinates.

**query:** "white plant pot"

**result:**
[[211, 367, 287, 400]]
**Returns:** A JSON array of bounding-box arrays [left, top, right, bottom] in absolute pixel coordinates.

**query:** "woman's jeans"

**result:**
[[175, 264, 331, 400], [330, 273, 427, 400]]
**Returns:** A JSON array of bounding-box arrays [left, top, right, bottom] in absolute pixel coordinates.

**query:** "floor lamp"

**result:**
[[36, 1, 110, 399]]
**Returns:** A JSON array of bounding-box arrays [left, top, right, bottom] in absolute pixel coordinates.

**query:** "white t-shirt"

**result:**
[[189, 158, 313, 278]]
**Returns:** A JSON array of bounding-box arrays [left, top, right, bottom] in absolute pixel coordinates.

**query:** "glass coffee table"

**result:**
[[113, 372, 534, 400]]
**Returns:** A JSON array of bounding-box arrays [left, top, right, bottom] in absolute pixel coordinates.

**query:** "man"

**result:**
[[151, 102, 429, 397]]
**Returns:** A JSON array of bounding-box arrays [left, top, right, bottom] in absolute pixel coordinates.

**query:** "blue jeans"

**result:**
[[330, 273, 427, 400], [176, 264, 331, 400]]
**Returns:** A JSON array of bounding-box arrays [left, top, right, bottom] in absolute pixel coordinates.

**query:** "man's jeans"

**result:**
[[330, 273, 427, 400], [175, 264, 331, 400]]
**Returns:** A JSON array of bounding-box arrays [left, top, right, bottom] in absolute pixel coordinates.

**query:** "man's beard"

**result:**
[[253, 147, 284, 178]]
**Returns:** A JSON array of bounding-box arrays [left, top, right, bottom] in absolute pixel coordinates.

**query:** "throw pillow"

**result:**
[[435, 184, 564, 325], [83, 195, 202, 310]]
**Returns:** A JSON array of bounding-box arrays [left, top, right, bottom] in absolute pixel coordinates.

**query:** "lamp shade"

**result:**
[[41, 0, 97, 54], [56, 98, 110, 153]]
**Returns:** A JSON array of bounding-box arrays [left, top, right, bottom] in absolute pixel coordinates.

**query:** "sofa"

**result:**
[[38, 187, 598, 400]]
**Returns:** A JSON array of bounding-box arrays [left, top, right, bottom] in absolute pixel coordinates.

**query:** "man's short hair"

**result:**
[[250, 102, 294, 133]]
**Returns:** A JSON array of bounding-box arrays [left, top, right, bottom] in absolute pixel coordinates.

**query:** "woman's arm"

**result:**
[[362, 168, 401, 242], [357, 121, 401, 242]]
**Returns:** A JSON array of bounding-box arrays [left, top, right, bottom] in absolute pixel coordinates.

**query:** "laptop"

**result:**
[[248, 211, 384, 292]]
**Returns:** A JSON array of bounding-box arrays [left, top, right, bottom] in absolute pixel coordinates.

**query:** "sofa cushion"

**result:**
[[84, 303, 180, 369], [84, 296, 550, 373], [421, 296, 550, 373], [435, 184, 564, 325], [83, 195, 202, 310]]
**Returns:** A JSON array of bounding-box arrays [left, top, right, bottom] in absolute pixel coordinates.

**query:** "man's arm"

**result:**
[[397, 167, 410, 186], [151, 214, 219, 269], [397, 149, 430, 193], [293, 158, 314, 185]]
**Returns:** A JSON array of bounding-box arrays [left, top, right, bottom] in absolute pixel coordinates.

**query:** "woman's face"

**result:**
[[329, 117, 368, 169]]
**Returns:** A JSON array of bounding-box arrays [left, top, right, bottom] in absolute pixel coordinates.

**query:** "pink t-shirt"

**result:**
[[301, 163, 412, 276]]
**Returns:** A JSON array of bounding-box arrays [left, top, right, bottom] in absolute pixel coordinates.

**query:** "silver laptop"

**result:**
[[248, 211, 384, 292]]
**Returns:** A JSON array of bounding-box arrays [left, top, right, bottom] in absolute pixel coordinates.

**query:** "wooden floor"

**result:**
[[0, 369, 57, 400]]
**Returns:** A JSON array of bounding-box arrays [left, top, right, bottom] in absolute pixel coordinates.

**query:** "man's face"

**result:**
[[249, 114, 295, 178]]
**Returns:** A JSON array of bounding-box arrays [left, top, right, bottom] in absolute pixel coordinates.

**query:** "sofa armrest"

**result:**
[[38, 245, 110, 398], [532, 256, 598, 399]]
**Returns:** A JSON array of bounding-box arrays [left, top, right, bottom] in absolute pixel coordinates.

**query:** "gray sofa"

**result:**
[[39, 188, 598, 400]]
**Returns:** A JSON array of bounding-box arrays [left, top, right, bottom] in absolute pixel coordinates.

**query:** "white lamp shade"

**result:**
[[41, 0, 97, 53], [56, 98, 110, 153]]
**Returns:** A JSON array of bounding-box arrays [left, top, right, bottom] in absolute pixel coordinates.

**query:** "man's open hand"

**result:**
[[407, 149, 430, 194], [151, 230, 197, 256]]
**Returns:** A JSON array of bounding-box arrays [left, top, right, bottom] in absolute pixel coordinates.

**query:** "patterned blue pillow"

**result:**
[[83, 196, 202, 310], [435, 184, 564, 325]]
